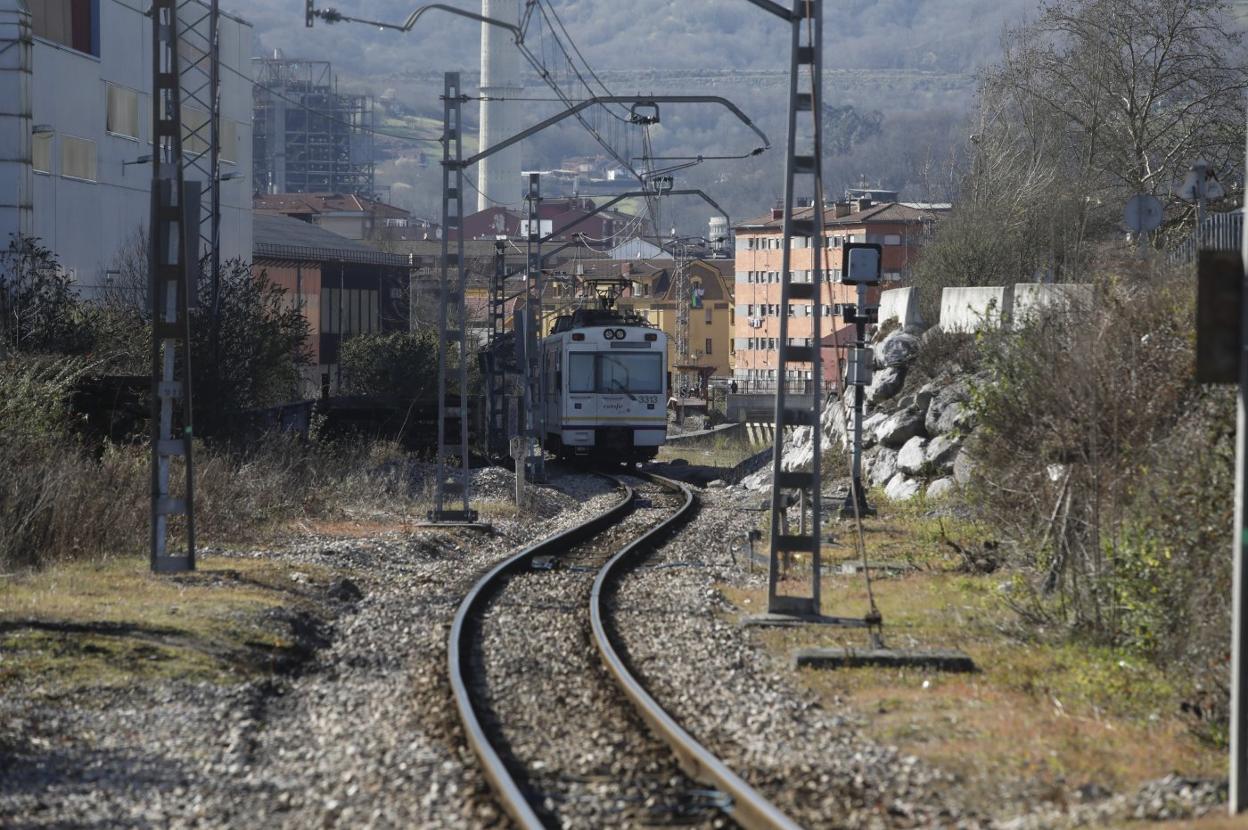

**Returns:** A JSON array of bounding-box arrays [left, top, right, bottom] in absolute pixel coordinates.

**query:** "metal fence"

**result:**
[[1170, 210, 1243, 265]]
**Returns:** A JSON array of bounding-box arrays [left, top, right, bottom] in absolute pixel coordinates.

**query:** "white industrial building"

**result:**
[[0, 0, 253, 292]]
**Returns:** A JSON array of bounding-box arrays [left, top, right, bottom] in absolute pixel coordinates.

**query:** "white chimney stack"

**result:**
[[478, 0, 524, 212]]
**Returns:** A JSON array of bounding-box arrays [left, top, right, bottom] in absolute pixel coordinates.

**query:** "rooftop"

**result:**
[[253, 214, 411, 267], [254, 193, 410, 219], [735, 201, 937, 231]]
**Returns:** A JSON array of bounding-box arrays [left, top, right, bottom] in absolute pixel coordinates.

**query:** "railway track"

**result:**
[[448, 472, 801, 829]]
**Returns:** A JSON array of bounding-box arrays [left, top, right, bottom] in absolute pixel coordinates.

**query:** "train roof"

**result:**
[[549, 307, 657, 335]]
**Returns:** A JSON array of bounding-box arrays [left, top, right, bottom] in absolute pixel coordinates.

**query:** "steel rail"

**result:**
[[447, 473, 635, 830], [591, 472, 805, 830]]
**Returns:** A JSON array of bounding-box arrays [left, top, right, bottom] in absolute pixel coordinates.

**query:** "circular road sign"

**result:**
[[1124, 193, 1163, 233]]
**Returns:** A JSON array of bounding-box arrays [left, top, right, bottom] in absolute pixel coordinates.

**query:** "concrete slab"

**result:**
[[793, 646, 977, 672], [878, 286, 923, 329], [739, 613, 870, 629], [939, 285, 1012, 332], [837, 560, 915, 575], [409, 522, 495, 533]]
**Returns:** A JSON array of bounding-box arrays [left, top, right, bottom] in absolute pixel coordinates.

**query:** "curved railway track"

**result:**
[[448, 472, 802, 829]]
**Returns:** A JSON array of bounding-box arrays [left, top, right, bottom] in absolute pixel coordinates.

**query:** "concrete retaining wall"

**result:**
[[939, 286, 1013, 332], [1012, 283, 1092, 325], [878, 287, 922, 330], [726, 393, 814, 423], [664, 421, 746, 447]]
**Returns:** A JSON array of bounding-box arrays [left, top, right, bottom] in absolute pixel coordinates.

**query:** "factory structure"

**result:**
[[251, 55, 376, 196]]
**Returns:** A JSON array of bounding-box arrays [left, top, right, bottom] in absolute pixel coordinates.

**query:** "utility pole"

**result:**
[[1231, 132, 1248, 814], [486, 238, 508, 460], [839, 270, 877, 518], [673, 238, 691, 423], [430, 72, 475, 522], [176, 0, 222, 384], [758, 0, 827, 619], [523, 173, 545, 481], [148, 0, 197, 573]]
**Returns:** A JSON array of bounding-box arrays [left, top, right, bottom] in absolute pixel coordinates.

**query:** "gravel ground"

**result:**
[[2, 466, 1226, 829], [609, 483, 977, 828], [0, 469, 617, 830], [470, 479, 727, 828], [608, 480, 1228, 829]]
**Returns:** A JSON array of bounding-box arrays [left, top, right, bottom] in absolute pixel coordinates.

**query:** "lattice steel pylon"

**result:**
[[149, 0, 197, 572], [523, 172, 546, 481], [430, 72, 475, 522], [673, 243, 691, 379], [175, 0, 219, 301], [767, 0, 827, 617], [485, 239, 508, 460]]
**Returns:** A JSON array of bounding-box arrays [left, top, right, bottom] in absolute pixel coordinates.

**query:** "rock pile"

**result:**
[[846, 327, 983, 501], [745, 324, 984, 503]]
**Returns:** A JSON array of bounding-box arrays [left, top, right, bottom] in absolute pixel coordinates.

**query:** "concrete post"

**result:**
[[478, 0, 523, 211]]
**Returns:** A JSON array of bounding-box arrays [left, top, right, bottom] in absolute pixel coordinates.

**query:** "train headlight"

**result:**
[[614, 328, 626, 340], [604, 329, 615, 340]]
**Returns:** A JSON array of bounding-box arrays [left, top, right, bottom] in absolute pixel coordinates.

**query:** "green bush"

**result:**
[[340, 329, 439, 400], [0, 235, 91, 356], [192, 261, 312, 432], [965, 266, 1234, 731]]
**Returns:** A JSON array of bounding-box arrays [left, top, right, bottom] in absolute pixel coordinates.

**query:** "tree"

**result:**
[[913, 0, 1247, 310], [191, 261, 311, 431], [340, 329, 438, 401], [0, 235, 89, 355]]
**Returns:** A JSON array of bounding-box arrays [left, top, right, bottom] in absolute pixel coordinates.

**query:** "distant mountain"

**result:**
[[238, 0, 1038, 228], [240, 0, 1035, 81]]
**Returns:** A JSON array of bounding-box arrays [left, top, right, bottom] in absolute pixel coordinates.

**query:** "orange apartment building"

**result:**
[[732, 198, 935, 390]]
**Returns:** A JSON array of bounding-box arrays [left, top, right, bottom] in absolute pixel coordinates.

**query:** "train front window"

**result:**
[[568, 352, 595, 392], [598, 353, 663, 394]]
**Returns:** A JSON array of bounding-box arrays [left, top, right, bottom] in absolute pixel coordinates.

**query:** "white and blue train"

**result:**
[[541, 308, 669, 463]]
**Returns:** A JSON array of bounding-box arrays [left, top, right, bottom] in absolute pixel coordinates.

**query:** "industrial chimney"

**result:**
[[478, 0, 524, 212]]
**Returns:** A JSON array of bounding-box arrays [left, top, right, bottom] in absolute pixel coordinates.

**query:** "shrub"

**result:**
[[192, 261, 312, 432], [340, 329, 439, 400], [965, 265, 1233, 726], [0, 235, 90, 355]]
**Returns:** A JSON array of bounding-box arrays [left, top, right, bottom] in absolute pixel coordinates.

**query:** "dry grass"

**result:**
[[656, 433, 758, 469], [723, 499, 1224, 815], [0, 554, 339, 693]]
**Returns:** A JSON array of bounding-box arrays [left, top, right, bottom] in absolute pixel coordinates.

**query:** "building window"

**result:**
[[106, 84, 140, 140], [182, 107, 209, 155], [883, 233, 902, 246], [705, 305, 712, 324], [220, 119, 238, 163], [60, 135, 96, 181], [32, 132, 52, 174], [705, 337, 713, 355], [33, 0, 99, 57]]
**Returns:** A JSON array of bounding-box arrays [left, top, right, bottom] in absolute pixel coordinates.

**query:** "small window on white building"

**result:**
[[182, 107, 209, 155], [60, 136, 96, 181], [107, 85, 141, 140], [32, 132, 52, 174], [220, 119, 238, 163]]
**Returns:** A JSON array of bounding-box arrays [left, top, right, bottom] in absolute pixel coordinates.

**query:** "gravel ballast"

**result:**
[[468, 478, 725, 828], [0, 470, 618, 829]]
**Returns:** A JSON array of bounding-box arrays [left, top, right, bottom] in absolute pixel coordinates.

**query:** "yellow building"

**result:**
[[541, 258, 736, 383]]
